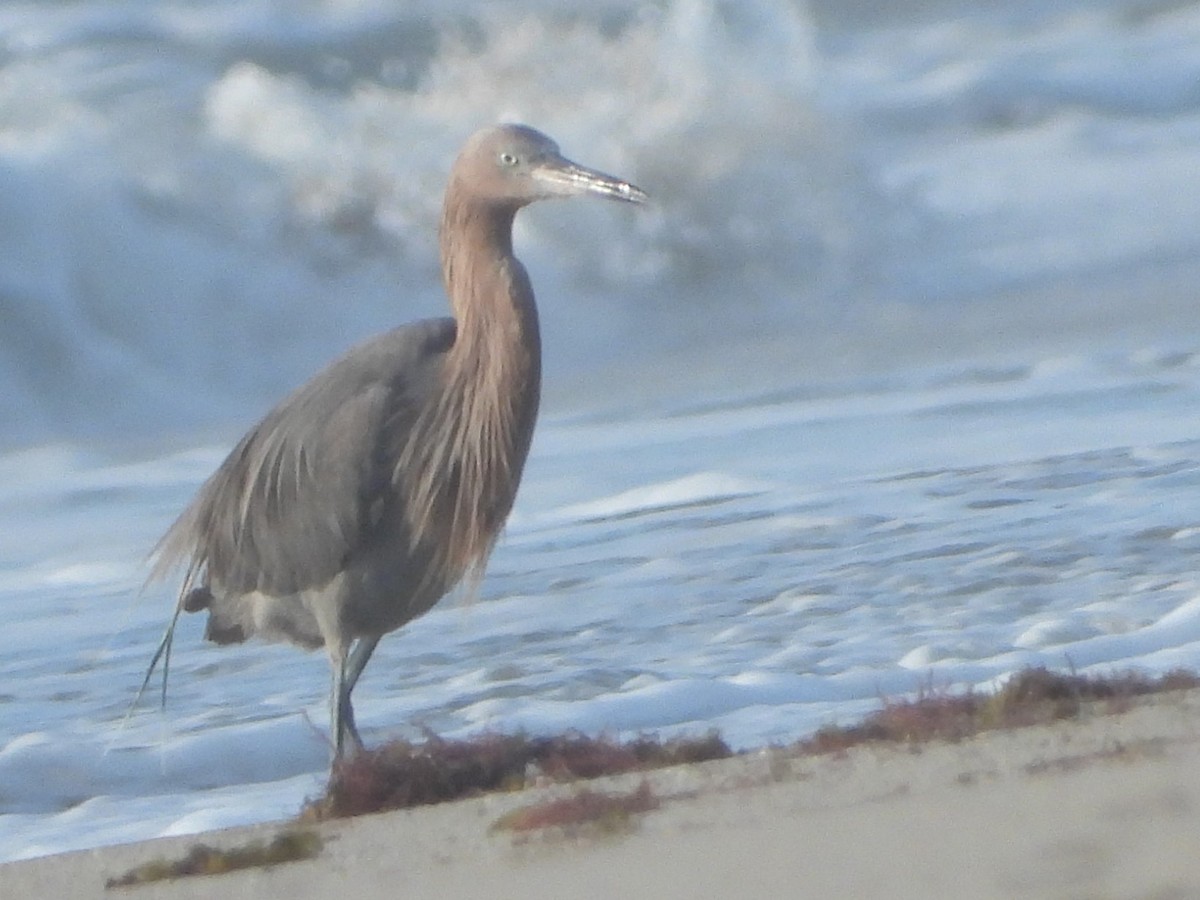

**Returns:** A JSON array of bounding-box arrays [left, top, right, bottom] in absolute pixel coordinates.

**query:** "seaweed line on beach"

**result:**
[[104, 827, 322, 890], [303, 730, 731, 821], [795, 666, 1200, 754], [103, 666, 1200, 887]]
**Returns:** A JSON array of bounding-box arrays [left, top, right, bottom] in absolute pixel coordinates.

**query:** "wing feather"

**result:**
[[151, 318, 456, 598]]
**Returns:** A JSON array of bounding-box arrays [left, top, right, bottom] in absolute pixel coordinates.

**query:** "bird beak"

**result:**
[[534, 157, 648, 204]]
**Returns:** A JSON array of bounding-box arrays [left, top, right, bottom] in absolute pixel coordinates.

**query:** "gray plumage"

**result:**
[[139, 124, 647, 756]]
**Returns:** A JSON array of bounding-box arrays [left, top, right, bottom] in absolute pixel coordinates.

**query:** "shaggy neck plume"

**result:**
[[409, 191, 542, 584]]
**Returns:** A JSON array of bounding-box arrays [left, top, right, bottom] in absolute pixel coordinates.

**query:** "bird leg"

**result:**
[[331, 635, 381, 757], [331, 660, 361, 758], [343, 634, 381, 695]]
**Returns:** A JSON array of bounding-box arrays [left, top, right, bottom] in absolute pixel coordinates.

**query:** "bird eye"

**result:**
[[498, 151, 518, 167]]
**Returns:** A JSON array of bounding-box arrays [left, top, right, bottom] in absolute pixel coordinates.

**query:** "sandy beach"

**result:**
[[6, 689, 1199, 899]]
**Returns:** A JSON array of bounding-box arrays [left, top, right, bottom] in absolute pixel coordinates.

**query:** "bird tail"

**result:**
[[132, 605, 182, 712], [119, 602, 182, 743], [125, 556, 204, 726]]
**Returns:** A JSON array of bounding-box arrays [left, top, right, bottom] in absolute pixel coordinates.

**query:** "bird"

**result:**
[[138, 123, 647, 756]]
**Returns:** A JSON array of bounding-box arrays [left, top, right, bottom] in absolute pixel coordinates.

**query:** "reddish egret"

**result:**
[[140, 124, 647, 755]]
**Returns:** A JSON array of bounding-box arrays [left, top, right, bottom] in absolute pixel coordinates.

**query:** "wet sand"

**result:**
[[7, 690, 1200, 899]]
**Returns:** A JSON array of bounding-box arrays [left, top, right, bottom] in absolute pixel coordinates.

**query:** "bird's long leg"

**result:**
[[331, 658, 360, 758], [331, 636, 380, 756], [343, 635, 381, 695]]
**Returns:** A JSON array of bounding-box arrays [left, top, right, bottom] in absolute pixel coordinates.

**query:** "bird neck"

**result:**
[[429, 191, 543, 574], [439, 194, 541, 363]]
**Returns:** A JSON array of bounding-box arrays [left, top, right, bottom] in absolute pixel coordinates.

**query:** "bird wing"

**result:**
[[151, 318, 457, 598]]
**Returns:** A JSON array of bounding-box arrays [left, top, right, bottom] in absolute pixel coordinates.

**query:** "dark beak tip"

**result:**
[[539, 159, 648, 204], [621, 184, 649, 204], [597, 178, 646, 205]]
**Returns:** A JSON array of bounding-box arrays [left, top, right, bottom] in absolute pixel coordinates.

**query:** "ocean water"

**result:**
[[3, 0, 1200, 863]]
